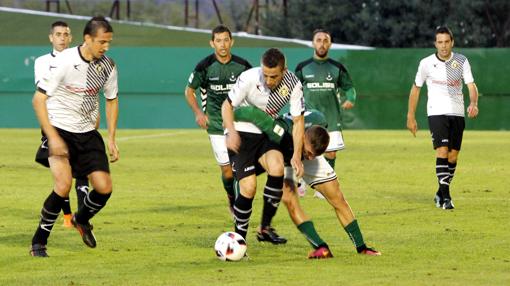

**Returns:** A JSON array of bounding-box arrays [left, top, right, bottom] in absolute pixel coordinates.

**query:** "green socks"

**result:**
[[297, 221, 327, 249]]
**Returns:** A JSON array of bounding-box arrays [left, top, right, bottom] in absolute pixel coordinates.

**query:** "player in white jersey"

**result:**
[[34, 21, 92, 228], [407, 26, 479, 210], [222, 48, 305, 245], [30, 16, 119, 257]]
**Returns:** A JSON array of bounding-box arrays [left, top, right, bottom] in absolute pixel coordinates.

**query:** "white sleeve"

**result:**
[[414, 60, 426, 87], [289, 81, 305, 117], [103, 65, 118, 99], [38, 55, 66, 96], [228, 71, 250, 107], [462, 58, 474, 84], [34, 57, 44, 85]]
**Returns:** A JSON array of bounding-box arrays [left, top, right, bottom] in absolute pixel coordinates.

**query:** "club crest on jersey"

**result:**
[[278, 85, 289, 97], [326, 73, 333, 81], [229, 73, 237, 82], [95, 63, 103, 73], [450, 60, 459, 69]]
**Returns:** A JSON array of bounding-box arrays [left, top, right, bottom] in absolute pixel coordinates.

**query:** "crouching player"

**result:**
[[235, 107, 381, 258]]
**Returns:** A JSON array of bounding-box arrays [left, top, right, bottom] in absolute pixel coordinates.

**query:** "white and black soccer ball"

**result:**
[[214, 231, 247, 261]]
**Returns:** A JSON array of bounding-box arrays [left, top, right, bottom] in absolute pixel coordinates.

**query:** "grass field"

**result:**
[[0, 129, 509, 285]]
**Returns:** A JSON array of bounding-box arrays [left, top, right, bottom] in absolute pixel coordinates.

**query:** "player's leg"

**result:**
[[71, 130, 112, 248], [233, 174, 257, 240], [316, 131, 344, 199], [61, 194, 73, 228], [30, 155, 73, 257], [281, 175, 332, 259], [428, 115, 452, 208], [256, 149, 287, 244], [306, 156, 380, 256], [75, 176, 89, 211], [209, 134, 236, 213], [443, 116, 465, 209]]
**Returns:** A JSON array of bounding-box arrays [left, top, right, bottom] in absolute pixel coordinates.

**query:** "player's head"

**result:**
[[49, 21, 72, 52], [434, 26, 454, 60], [83, 16, 114, 60], [210, 24, 234, 60], [261, 48, 287, 90], [303, 125, 330, 160], [312, 29, 332, 59]]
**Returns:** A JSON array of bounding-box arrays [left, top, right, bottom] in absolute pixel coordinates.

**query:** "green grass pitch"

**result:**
[[0, 129, 509, 285]]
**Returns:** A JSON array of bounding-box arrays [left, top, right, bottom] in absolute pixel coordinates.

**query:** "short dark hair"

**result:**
[[435, 26, 453, 41], [83, 16, 113, 37], [262, 48, 286, 69], [306, 125, 329, 156], [312, 28, 331, 40], [50, 21, 68, 34], [211, 24, 232, 40]]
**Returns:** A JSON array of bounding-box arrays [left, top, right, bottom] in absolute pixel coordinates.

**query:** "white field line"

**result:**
[[116, 131, 190, 141]]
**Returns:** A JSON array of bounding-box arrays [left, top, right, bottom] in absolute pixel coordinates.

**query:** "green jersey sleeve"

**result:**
[[234, 107, 287, 143]]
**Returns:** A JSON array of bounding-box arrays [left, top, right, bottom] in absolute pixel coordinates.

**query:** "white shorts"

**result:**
[[209, 134, 229, 166], [284, 155, 337, 188], [326, 131, 345, 152]]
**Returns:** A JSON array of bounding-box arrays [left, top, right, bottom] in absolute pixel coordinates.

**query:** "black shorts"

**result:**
[[35, 128, 110, 178], [228, 132, 281, 180], [427, 115, 465, 150]]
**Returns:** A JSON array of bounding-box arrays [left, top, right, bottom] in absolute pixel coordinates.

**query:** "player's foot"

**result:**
[[29, 243, 49, 257], [313, 191, 325, 199], [256, 226, 287, 244], [71, 215, 97, 248], [442, 198, 455, 210], [308, 246, 333, 259], [297, 179, 306, 197], [434, 194, 443, 208], [62, 213, 73, 228], [358, 247, 381, 256]]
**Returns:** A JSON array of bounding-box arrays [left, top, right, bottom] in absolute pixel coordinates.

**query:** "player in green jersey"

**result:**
[[234, 107, 381, 258], [295, 29, 357, 198], [185, 25, 251, 214]]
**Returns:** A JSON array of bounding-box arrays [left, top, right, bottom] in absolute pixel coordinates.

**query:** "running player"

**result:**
[[295, 28, 357, 199], [235, 107, 381, 258], [185, 24, 251, 214], [34, 20, 90, 228], [407, 26, 479, 209], [30, 16, 119, 257]]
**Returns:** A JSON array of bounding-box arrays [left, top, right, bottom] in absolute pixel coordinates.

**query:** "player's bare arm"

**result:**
[[407, 84, 421, 137], [184, 86, 208, 129], [106, 97, 119, 162], [32, 90, 68, 157], [221, 99, 240, 153], [291, 114, 305, 177], [466, 82, 479, 118]]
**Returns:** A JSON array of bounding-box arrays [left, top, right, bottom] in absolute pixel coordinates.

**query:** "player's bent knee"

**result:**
[[89, 171, 113, 194]]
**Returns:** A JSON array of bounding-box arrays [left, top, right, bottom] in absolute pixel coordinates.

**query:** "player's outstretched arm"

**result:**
[[221, 99, 240, 153], [407, 84, 421, 137], [32, 90, 68, 157], [106, 97, 119, 162], [466, 82, 479, 118], [184, 86, 208, 129]]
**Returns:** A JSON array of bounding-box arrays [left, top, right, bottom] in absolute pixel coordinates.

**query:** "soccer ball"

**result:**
[[214, 232, 247, 261]]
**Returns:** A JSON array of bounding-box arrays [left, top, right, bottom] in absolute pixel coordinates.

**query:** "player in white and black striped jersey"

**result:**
[[30, 16, 119, 257], [222, 48, 305, 245], [34, 20, 93, 229], [407, 26, 479, 210]]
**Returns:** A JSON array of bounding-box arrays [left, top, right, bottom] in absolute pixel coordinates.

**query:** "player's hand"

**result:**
[[467, 104, 479, 118], [48, 135, 69, 158], [226, 130, 241, 153], [108, 140, 119, 163], [291, 156, 304, 178], [195, 113, 209, 129], [341, 100, 354, 110], [406, 116, 418, 137]]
